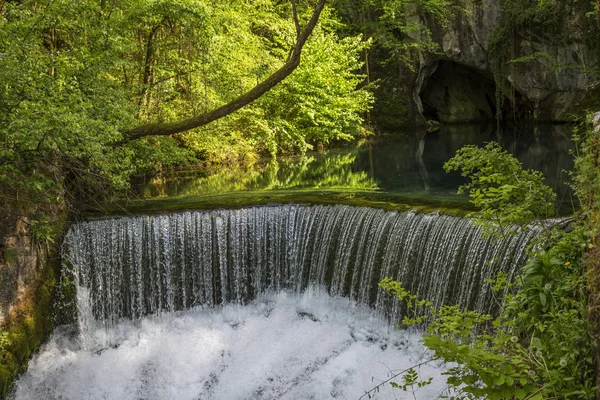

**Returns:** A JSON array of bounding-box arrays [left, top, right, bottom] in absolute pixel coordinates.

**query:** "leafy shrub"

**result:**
[[379, 140, 595, 399], [443, 142, 556, 236]]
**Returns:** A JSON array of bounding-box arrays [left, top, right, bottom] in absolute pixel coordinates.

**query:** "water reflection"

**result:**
[[140, 151, 377, 199], [139, 124, 575, 212], [360, 124, 573, 195]]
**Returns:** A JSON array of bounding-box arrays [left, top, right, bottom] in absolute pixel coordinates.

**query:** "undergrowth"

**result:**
[[376, 118, 599, 399]]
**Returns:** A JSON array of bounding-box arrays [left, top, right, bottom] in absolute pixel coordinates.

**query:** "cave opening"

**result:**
[[420, 60, 534, 125]]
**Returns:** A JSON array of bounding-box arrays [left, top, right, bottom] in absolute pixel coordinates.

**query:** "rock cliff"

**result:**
[[375, 0, 599, 127]]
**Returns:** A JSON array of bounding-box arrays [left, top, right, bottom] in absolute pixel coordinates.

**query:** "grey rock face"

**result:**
[[408, 1, 599, 124]]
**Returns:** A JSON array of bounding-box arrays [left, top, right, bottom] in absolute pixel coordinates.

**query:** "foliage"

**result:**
[[380, 279, 535, 400], [443, 142, 556, 236], [572, 115, 600, 239], [0, 0, 373, 208], [366, 0, 460, 69], [378, 137, 596, 399], [334, 0, 462, 67], [331, 0, 464, 125], [181, 19, 374, 159], [380, 227, 595, 399], [573, 112, 600, 399], [390, 367, 433, 400]]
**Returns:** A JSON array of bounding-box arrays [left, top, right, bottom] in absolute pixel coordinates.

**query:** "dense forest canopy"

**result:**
[[0, 0, 598, 218]]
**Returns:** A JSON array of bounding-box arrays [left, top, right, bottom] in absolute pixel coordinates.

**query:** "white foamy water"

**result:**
[[12, 289, 447, 400]]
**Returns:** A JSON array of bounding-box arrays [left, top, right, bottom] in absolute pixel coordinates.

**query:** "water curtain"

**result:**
[[63, 204, 538, 331]]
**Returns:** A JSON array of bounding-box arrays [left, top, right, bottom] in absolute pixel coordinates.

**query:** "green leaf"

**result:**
[[539, 292, 547, 307], [494, 375, 506, 386]]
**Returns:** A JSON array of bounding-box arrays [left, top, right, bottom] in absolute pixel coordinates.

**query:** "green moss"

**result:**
[[54, 275, 77, 327], [82, 188, 476, 218], [0, 244, 60, 398], [1, 249, 16, 266], [0, 365, 15, 398]]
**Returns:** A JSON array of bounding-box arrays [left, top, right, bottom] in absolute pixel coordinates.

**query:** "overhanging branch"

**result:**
[[113, 0, 326, 147]]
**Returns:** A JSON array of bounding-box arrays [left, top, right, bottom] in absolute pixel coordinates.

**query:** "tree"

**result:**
[[2, 0, 371, 206], [114, 0, 328, 145]]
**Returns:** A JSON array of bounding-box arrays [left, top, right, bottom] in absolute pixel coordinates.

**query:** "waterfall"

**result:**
[[63, 204, 538, 332]]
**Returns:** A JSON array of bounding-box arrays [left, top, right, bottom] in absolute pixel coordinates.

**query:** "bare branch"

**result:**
[[113, 0, 327, 147], [358, 358, 438, 400], [291, 0, 301, 39]]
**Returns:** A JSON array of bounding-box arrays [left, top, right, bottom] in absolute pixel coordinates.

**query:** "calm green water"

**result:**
[[135, 124, 574, 213]]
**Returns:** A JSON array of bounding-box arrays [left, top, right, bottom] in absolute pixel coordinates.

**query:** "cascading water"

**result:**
[[64, 204, 536, 331], [12, 204, 540, 400]]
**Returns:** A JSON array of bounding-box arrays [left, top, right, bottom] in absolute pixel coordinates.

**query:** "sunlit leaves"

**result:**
[[0, 0, 373, 204], [443, 142, 557, 235], [180, 8, 373, 160]]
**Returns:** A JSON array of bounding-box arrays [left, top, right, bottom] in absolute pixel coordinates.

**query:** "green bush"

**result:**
[[379, 139, 595, 399]]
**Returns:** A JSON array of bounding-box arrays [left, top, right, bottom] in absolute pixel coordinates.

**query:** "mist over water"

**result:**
[[12, 290, 448, 400]]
